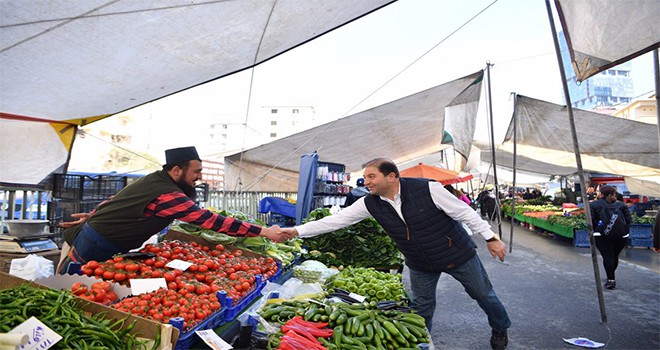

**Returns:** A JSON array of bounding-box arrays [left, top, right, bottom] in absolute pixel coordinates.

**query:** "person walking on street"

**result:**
[[591, 185, 633, 289], [279, 158, 511, 349]]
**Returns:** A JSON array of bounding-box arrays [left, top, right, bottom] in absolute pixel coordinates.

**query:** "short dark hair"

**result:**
[[362, 158, 399, 178], [600, 185, 617, 197]]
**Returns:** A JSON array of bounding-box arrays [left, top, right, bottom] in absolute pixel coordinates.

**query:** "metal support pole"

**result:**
[[545, 0, 607, 323], [486, 63, 504, 237], [654, 49, 659, 158], [509, 95, 518, 252]]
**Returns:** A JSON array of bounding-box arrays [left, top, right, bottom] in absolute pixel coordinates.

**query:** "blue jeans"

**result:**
[[408, 254, 511, 332], [57, 223, 123, 274]]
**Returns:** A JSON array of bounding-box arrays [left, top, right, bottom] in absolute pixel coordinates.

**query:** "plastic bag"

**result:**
[[9, 254, 54, 280]]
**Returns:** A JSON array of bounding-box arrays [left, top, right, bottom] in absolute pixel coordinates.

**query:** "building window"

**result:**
[[292, 108, 299, 114], [271, 109, 278, 114], [271, 120, 277, 126], [270, 133, 277, 138]]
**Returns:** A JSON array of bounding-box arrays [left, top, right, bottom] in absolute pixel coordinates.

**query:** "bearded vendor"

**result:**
[[57, 146, 284, 274]]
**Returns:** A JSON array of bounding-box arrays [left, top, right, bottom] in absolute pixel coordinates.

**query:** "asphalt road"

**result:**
[[401, 220, 660, 350]]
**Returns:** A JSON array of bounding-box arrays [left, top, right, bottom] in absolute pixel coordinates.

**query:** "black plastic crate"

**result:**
[[52, 174, 128, 200], [47, 199, 103, 223]]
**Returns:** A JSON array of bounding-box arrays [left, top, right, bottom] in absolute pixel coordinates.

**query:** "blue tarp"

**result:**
[[295, 152, 319, 225], [259, 197, 296, 218]]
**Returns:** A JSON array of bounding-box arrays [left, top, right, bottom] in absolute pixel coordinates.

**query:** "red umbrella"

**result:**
[[400, 163, 473, 185]]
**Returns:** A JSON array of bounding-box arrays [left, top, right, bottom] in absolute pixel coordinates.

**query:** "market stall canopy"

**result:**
[[555, 0, 660, 82], [224, 71, 484, 192], [475, 164, 552, 188], [0, 0, 396, 187], [475, 141, 578, 177], [498, 95, 660, 196], [400, 163, 473, 185], [504, 95, 659, 176]]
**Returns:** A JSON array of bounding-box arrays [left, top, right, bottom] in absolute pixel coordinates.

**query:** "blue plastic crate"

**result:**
[[629, 237, 653, 249], [629, 224, 653, 239], [172, 306, 227, 350], [223, 275, 267, 323], [573, 229, 590, 248]]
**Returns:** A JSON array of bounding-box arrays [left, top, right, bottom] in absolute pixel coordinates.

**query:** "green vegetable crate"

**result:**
[[0, 271, 179, 349]]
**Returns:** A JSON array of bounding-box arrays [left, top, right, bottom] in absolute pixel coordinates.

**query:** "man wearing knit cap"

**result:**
[[57, 146, 283, 273]]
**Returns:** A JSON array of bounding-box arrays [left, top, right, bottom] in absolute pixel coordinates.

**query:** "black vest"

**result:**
[[86, 170, 182, 250], [363, 178, 476, 272]]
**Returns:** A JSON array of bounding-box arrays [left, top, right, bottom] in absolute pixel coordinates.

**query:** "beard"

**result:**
[[175, 177, 197, 201]]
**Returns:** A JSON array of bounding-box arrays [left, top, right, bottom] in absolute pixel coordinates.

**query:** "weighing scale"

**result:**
[[0, 225, 58, 253], [0, 234, 58, 253]]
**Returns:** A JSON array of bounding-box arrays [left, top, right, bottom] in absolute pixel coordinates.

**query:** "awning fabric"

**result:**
[[224, 71, 484, 192], [555, 0, 660, 82], [0, 0, 395, 187], [489, 95, 660, 196], [503, 95, 659, 176], [400, 163, 473, 185]]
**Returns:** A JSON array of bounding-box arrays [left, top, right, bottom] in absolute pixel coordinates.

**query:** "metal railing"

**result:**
[[201, 190, 297, 223], [1, 186, 297, 235]]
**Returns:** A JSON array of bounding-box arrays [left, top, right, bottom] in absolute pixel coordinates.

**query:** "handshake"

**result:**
[[259, 225, 299, 243]]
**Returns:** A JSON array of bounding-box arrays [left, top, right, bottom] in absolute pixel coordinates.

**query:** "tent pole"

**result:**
[[509, 94, 518, 252], [486, 63, 504, 238], [545, 0, 607, 324], [654, 49, 659, 157]]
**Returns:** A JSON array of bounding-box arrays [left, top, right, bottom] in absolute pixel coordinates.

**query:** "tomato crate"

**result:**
[[223, 276, 267, 323], [172, 307, 227, 350]]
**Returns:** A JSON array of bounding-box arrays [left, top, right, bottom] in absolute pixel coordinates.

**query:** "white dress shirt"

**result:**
[[296, 181, 495, 241]]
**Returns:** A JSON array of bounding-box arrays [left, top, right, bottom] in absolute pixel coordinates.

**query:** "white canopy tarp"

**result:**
[[0, 0, 395, 187], [555, 0, 660, 82], [225, 71, 484, 192], [497, 95, 660, 196]]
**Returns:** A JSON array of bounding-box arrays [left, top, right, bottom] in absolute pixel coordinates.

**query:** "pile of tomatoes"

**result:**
[[112, 287, 222, 330], [76, 239, 280, 331], [70, 280, 119, 304]]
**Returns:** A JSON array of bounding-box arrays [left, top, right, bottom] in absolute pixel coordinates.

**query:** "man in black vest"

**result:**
[[58, 146, 283, 273], [281, 158, 510, 349]]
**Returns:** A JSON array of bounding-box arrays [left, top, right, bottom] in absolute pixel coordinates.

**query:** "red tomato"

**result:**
[[125, 263, 140, 272], [106, 291, 118, 301], [163, 272, 176, 282], [92, 281, 112, 292], [113, 273, 127, 282], [71, 282, 88, 295], [92, 289, 107, 302], [102, 270, 115, 280]]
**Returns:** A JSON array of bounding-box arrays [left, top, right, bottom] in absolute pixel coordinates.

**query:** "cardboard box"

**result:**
[[35, 273, 133, 299], [0, 271, 179, 349]]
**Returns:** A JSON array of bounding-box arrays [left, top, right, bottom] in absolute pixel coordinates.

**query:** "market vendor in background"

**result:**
[[279, 158, 510, 350], [57, 146, 283, 274], [344, 177, 369, 206]]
